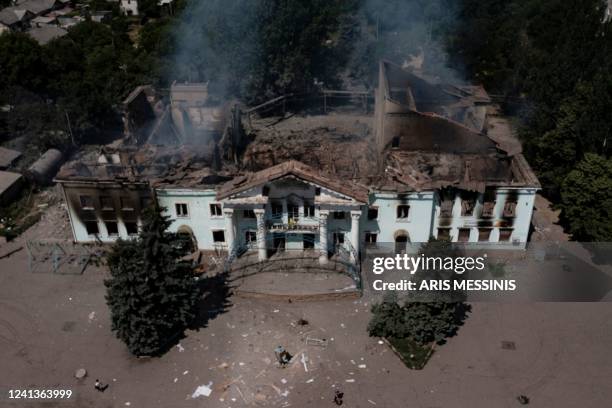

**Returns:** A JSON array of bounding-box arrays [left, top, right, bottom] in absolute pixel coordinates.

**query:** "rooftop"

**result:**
[[0, 147, 22, 170], [27, 24, 66, 45]]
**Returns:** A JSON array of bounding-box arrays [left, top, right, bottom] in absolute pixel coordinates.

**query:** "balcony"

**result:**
[[267, 219, 319, 233]]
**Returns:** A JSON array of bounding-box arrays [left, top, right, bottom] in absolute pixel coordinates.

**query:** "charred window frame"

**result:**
[[364, 232, 378, 245], [440, 191, 454, 217], [288, 203, 300, 221], [396, 205, 410, 219], [482, 188, 496, 218], [79, 195, 94, 210], [333, 232, 345, 245], [460, 192, 478, 216], [437, 228, 451, 240], [499, 228, 513, 242], [503, 196, 518, 218], [458, 228, 471, 242], [478, 228, 491, 242]]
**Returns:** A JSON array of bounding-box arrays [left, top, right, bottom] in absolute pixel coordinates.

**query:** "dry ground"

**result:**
[[1, 210, 612, 408]]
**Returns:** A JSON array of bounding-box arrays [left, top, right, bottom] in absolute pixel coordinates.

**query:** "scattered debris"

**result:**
[[87, 312, 96, 323], [94, 379, 108, 392], [281, 378, 287, 384], [176, 343, 185, 352], [517, 395, 530, 405], [334, 390, 344, 406], [306, 336, 328, 348], [300, 353, 308, 372], [358, 364, 367, 369], [192, 382, 213, 398], [297, 318, 309, 326], [368, 399, 377, 405], [306, 378, 314, 383], [182, 370, 189, 375], [345, 379, 355, 383]]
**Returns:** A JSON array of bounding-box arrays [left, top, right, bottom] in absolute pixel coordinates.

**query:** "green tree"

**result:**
[[560, 154, 612, 241], [105, 206, 200, 356]]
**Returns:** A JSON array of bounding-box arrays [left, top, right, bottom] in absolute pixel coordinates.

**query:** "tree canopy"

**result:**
[[105, 206, 200, 356]]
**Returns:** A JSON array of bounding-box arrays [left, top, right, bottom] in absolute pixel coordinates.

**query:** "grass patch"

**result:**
[[386, 337, 435, 370]]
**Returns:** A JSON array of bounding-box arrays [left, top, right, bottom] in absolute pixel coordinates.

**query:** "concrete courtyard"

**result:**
[[1, 207, 611, 407]]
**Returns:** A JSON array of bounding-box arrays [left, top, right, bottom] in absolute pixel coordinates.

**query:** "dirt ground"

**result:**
[[2, 213, 612, 407]]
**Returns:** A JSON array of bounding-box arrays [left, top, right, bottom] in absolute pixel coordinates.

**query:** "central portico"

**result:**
[[216, 160, 368, 265]]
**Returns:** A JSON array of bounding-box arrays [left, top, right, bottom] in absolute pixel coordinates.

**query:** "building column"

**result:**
[[224, 208, 235, 252], [254, 208, 267, 261], [319, 210, 329, 265], [350, 210, 362, 263]]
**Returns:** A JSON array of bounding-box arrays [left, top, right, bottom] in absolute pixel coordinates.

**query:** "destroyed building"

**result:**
[[57, 60, 540, 266]]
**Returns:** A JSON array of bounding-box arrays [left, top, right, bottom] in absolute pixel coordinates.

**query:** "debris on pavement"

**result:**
[[191, 382, 213, 398]]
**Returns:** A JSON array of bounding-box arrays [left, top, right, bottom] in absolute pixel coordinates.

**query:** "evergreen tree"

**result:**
[[105, 206, 200, 356]]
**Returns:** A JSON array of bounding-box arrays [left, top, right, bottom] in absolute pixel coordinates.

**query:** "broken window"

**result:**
[[440, 198, 454, 217], [288, 204, 299, 221], [210, 203, 222, 217], [85, 221, 99, 235], [271, 202, 283, 218], [100, 196, 114, 210], [105, 221, 118, 236], [458, 228, 471, 242], [503, 197, 518, 218], [303, 202, 315, 217], [478, 228, 491, 242], [437, 228, 451, 240], [175, 203, 189, 218], [365, 232, 377, 245], [367, 208, 378, 220], [303, 233, 315, 249], [243, 209, 255, 219], [482, 188, 496, 218], [120, 197, 134, 211], [499, 228, 513, 242], [461, 192, 477, 216], [396, 205, 410, 219], [80, 195, 94, 210], [245, 230, 257, 243], [125, 222, 138, 235], [333, 232, 344, 245], [212, 230, 225, 243], [333, 211, 346, 219]]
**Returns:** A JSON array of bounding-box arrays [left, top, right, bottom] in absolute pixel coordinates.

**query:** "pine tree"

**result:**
[[105, 205, 200, 356]]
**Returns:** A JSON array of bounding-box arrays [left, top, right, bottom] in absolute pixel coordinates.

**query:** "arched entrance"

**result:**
[[177, 225, 198, 253], [394, 230, 409, 253]]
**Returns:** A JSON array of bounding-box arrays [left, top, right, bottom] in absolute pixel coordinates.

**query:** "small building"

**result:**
[[90, 10, 111, 23], [14, 0, 63, 17], [0, 171, 24, 206], [26, 23, 66, 44], [0, 147, 22, 170], [0, 7, 34, 31], [119, 0, 138, 16]]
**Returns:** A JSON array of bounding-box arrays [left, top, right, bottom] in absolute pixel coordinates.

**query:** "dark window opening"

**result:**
[[367, 208, 378, 220], [120, 197, 134, 211], [125, 222, 138, 235], [105, 221, 118, 236], [303, 233, 315, 249], [288, 204, 299, 220], [503, 201, 517, 218], [458, 228, 471, 242], [140, 197, 152, 209], [85, 221, 99, 235], [478, 228, 491, 242], [304, 202, 315, 217], [80, 195, 94, 209], [499, 228, 513, 242], [212, 230, 226, 243], [365, 232, 377, 245], [271, 202, 283, 218], [245, 231, 257, 243], [176, 203, 189, 217], [210, 203, 222, 217], [243, 209, 255, 218], [262, 186, 270, 196], [461, 192, 477, 216], [333, 232, 345, 245], [396, 205, 410, 219], [437, 228, 450, 240], [333, 211, 345, 219], [315, 187, 321, 196], [100, 196, 113, 210], [482, 201, 496, 218], [391, 136, 400, 148]]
